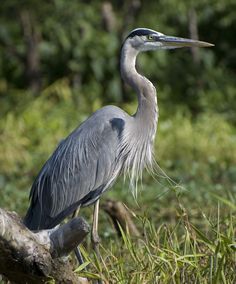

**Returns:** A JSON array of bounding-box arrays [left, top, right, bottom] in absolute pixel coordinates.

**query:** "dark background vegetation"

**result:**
[[0, 0, 236, 282]]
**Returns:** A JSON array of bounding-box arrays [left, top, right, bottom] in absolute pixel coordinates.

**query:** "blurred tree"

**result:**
[[0, 0, 235, 116]]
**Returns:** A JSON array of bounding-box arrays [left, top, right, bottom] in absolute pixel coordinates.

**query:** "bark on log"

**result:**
[[102, 199, 140, 237], [0, 208, 90, 284]]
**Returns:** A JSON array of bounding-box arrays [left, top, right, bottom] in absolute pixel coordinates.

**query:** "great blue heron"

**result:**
[[24, 28, 213, 261]]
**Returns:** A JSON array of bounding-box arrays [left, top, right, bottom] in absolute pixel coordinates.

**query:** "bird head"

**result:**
[[125, 28, 214, 51]]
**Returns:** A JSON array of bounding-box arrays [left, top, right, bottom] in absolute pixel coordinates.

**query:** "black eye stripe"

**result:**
[[127, 29, 154, 38]]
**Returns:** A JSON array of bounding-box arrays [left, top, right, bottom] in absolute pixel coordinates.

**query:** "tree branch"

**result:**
[[102, 199, 140, 237], [0, 208, 89, 284]]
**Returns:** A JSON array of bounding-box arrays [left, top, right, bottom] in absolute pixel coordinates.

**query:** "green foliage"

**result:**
[[157, 111, 236, 183]]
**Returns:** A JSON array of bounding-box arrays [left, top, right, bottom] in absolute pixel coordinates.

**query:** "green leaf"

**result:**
[[74, 261, 91, 273]]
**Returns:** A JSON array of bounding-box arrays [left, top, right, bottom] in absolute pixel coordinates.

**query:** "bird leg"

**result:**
[[74, 246, 84, 265], [72, 207, 84, 265], [72, 207, 80, 218], [92, 199, 101, 261]]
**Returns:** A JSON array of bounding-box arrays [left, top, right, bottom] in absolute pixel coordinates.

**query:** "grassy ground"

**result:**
[[74, 173, 236, 283], [0, 90, 236, 283]]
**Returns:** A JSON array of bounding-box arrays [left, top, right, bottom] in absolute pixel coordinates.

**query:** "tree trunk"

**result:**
[[116, 0, 142, 103], [188, 7, 200, 65], [20, 10, 42, 93]]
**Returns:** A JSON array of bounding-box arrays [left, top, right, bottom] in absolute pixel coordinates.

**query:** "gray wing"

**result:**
[[24, 106, 126, 230]]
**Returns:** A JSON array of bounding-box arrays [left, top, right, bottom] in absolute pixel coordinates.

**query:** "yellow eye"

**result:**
[[147, 35, 154, 40]]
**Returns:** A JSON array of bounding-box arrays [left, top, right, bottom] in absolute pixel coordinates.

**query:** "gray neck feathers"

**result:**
[[119, 41, 158, 193]]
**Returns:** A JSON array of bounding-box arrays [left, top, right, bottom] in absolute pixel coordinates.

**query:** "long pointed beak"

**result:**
[[158, 35, 214, 48]]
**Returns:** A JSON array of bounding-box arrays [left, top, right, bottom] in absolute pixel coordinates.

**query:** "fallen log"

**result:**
[[0, 208, 90, 284], [102, 199, 140, 237]]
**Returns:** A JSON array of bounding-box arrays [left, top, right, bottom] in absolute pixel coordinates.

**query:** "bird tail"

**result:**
[[23, 202, 44, 230], [24, 200, 82, 230]]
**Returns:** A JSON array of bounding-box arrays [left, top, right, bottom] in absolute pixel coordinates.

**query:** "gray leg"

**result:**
[[72, 207, 80, 218], [92, 200, 103, 284], [74, 247, 84, 265], [91, 199, 101, 260], [72, 207, 84, 265]]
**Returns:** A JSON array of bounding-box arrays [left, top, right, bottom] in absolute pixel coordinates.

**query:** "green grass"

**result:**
[[75, 180, 236, 283]]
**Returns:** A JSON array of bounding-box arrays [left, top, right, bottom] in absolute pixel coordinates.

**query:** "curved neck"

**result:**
[[119, 41, 158, 187], [120, 42, 158, 121]]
